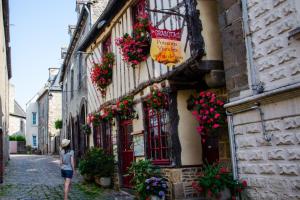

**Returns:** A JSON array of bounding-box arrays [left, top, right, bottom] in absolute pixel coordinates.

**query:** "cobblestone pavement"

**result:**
[[0, 154, 135, 200]]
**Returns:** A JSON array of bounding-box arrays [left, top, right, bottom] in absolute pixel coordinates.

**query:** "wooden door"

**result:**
[[202, 136, 219, 164], [120, 120, 134, 188]]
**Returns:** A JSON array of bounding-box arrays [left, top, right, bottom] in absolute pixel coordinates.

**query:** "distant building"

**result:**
[[37, 68, 62, 154], [8, 84, 26, 137], [25, 91, 42, 149], [0, 0, 11, 183]]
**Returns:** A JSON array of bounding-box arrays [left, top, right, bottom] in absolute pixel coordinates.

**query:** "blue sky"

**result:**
[[10, 0, 77, 109]]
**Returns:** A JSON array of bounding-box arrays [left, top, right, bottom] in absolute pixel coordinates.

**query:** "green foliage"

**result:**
[[54, 119, 63, 130], [127, 159, 161, 200], [79, 148, 114, 178], [9, 135, 26, 142], [193, 162, 247, 199]]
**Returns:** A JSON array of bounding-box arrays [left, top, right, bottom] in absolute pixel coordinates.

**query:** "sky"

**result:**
[[10, 0, 77, 110]]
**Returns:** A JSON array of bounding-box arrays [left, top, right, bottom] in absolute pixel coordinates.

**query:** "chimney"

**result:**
[[68, 25, 76, 38]]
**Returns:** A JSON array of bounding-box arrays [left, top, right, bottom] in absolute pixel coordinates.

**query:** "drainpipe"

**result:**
[[241, 0, 264, 94], [83, 4, 92, 30]]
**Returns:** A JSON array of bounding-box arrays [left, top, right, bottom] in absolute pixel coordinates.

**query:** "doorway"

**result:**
[[119, 120, 134, 188]]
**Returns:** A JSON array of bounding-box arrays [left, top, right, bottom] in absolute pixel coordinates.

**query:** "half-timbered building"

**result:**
[[77, 0, 230, 199]]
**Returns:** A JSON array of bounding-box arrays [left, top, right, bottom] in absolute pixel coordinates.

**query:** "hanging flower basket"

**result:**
[[87, 112, 102, 127], [116, 14, 150, 67], [91, 52, 115, 97], [81, 124, 91, 135], [99, 106, 117, 122], [146, 87, 169, 111], [116, 96, 137, 120], [190, 91, 226, 143]]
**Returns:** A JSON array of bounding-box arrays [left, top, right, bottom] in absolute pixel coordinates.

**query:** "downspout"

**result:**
[[241, 0, 264, 94], [83, 4, 92, 30]]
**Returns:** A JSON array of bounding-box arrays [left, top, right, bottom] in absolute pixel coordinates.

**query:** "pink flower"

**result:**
[[192, 110, 198, 116], [210, 108, 215, 112], [214, 113, 220, 119], [196, 126, 204, 133], [212, 124, 220, 129]]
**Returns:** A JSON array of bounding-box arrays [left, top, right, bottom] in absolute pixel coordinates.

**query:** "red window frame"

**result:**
[[93, 125, 102, 148], [145, 105, 171, 165], [103, 122, 113, 155]]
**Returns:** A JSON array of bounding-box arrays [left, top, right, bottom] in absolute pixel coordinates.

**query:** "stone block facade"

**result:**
[[233, 98, 300, 199], [247, 0, 300, 92]]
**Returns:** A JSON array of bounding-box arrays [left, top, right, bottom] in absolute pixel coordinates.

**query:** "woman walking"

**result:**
[[60, 139, 75, 200]]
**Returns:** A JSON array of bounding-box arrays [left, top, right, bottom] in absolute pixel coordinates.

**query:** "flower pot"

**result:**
[[83, 174, 94, 182], [210, 187, 231, 200], [150, 195, 165, 200], [100, 177, 111, 188]]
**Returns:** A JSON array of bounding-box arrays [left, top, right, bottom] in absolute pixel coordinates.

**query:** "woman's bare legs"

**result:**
[[64, 178, 71, 200]]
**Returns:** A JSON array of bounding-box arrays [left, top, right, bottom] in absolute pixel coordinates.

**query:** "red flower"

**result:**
[[215, 174, 220, 179], [214, 113, 220, 119], [242, 180, 247, 187], [207, 189, 212, 197], [212, 124, 220, 129], [192, 110, 198, 116]]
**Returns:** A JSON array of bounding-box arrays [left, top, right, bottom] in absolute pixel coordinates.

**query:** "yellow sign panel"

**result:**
[[150, 26, 184, 67]]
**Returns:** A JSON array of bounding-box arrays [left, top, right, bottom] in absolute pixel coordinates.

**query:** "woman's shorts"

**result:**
[[61, 169, 73, 179]]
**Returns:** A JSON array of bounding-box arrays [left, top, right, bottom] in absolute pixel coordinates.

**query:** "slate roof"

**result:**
[[12, 100, 26, 118]]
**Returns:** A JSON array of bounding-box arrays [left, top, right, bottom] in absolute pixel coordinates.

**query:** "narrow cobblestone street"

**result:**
[[0, 155, 135, 200]]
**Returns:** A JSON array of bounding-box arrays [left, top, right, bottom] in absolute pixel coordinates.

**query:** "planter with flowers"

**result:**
[[192, 162, 247, 200], [87, 112, 101, 127], [145, 177, 168, 200], [146, 87, 169, 111], [91, 52, 115, 96], [116, 14, 150, 66], [190, 91, 226, 143], [116, 96, 137, 120], [81, 124, 91, 135]]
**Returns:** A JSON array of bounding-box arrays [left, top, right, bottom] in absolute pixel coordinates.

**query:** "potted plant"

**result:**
[[192, 162, 247, 200], [145, 177, 168, 200], [127, 160, 162, 200], [79, 148, 102, 182], [189, 91, 226, 143], [90, 52, 115, 96], [116, 14, 150, 66], [145, 86, 169, 111], [94, 150, 115, 188], [116, 96, 138, 120], [81, 124, 91, 135]]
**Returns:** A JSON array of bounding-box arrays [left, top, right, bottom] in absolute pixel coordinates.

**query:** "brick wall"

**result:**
[[217, 0, 249, 98]]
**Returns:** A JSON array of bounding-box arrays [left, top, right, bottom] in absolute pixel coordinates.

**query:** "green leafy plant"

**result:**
[[127, 159, 161, 200], [9, 135, 26, 142], [192, 162, 247, 199], [54, 119, 63, 130], [116, 96, 137, 120], [81, 124, 91, 135], [79, 148, 114, 178]]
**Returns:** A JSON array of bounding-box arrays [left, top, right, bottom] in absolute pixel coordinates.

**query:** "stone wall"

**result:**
[[161, 167, 203, 200], [232, 95, 300, 199], [217, 0, 249, 98], [247, 0, 300, 92]]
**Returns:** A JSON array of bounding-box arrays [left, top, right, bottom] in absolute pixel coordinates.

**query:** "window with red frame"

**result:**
[[102, 35, 112, 55], [145, 105, 171, 165], [132, 0, 147, 23], [93, 125, 102, 148], [102, 122, 113, 155]]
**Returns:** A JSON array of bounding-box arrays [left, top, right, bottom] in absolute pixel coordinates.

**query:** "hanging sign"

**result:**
[[150, 26, 184, 67]]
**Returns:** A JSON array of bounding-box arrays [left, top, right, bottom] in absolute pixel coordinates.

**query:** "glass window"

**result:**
[[32, 112, 37, 125], [145, 104, 171, 165], [32, 135, 37, 147]]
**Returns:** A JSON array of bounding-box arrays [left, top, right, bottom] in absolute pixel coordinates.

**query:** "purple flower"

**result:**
[[162, 184, 167, 188], [146, 186, 150, 190], [145, 179, 150, 184], [152, 182, 158, 186], [159, 191, 165, 197]]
